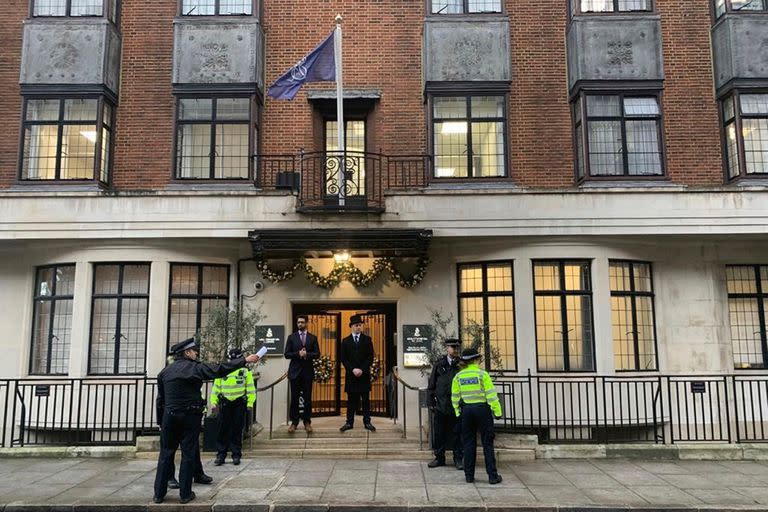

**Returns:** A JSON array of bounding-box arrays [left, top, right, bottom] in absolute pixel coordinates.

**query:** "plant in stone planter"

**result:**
[[197, 300, 266, 368]]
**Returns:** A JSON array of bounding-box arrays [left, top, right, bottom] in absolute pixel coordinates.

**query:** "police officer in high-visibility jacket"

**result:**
[[451, 347, 503, 485], [210, 348, 256, 466]]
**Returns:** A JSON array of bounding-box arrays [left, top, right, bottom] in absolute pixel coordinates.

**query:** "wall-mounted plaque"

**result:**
[[403, 324, 433, 368], [255, 325, 285, 356]]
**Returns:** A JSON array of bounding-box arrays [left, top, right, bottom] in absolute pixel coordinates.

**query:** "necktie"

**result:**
[[354, 335, 359, 343], [300, 331, 306, 346]]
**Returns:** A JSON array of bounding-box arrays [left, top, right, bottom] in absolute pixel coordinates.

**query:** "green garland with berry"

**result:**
[[255, 256, 429, 290]]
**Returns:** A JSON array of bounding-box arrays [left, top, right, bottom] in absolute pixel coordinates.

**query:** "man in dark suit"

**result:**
[[339, 314, 376, 432], [284, 315, 320, 433]]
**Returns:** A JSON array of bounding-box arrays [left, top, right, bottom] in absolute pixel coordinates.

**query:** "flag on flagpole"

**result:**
[[267, 32, 336, 100]]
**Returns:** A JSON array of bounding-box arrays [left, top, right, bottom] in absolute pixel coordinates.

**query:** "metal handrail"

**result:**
[[391, 367, 427, 449], [255, 372, 288, 440]]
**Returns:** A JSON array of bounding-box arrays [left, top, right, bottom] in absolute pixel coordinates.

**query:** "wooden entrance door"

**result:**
[[307, 313, 341, 416]]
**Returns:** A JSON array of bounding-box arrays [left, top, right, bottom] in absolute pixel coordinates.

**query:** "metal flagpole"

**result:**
[[334, 14, 346, 207]]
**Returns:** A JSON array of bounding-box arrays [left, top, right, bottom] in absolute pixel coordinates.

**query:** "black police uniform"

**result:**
[[153, 339, 247, 503], [427, 352, 463, 468]]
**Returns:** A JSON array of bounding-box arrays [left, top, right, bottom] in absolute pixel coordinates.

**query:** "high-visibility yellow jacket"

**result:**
[[451, 362, 501, 418], [210, 368, 256, 408]]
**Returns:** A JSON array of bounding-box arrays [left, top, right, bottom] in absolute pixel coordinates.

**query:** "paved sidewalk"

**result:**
[[4, 456, 768, 511]]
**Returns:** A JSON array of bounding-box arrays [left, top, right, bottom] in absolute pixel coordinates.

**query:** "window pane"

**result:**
[[729, 297, 765, 368], [90, 298, 118, 373], [22, 125, 58, 180], [471, 97, 504, 118], [618, 0, 650, 10], [468, 0, 502, 12], [726, 121, 740, 179], [488, 296, 515, 370], [715, 0, 726, 16], [171, 265, 199, 295], [612, 296, 635, 370], [580, 0, 612, 11], [732, 0, 767, 11], [741, 94, 768, 115], [609, 261, 632, 292], [94, 265, 120, 295], [576, 124, 585, 179], [471, 121, 505, 177], [486, 263, 513, 292], [103, 103, 113, 128], [434, 123, 468, 177], [727, 265, 758, 294], [626, 120, 662, 175], [61, 125, 97, 179], [460, 297, 484, 328], [724, 96, 736, 122], [118, 297, 148, 373], [50, 299, 73, 374], [633, 262, 652, 292], [26, 99, 60, 121], [64, 99, 98, 121], [762, 266, 768, 292], [433, 97, 467, 119], [566, 295, 594, 371], [181, 0, 215, 15], [123, 264, 150, 294], [536, 296, 564, 371], [219, 0, 253, 14], [459, 264, 483, 293], [33, 0, 67, 16], [588, 120, 623, 175], [635, 296, 656, 370], [742, 119, 768, 174], [534, 262, 560, 291], [587, 95, 621, 117], [624, 97, 659, 116], [37, 268, 55, 297], [179, 99, 213, 120], [177, 124, 212, 178], [564, 261, 590, 291], [70, 0, 103, 15], [101, 125, 111, 183], [216, 98, 250, 120], [215, 123, 249, 179], [202, 266, 228, 295], [31, 300, 52, 373], [56, 266, 76, 295], [432, 0, 463, 13], [169, 298, 199, 345]]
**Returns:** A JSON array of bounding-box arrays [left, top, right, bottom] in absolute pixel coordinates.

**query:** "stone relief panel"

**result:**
[[424, 19, 511, 82], [173, 21, 263, 88]]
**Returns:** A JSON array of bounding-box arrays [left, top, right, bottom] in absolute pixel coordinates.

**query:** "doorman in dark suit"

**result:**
[[339, 314, 376, 432], [284, 315, 320, 433]]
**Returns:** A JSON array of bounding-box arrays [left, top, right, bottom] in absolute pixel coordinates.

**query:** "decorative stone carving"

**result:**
[[607, 41, 633, 66]]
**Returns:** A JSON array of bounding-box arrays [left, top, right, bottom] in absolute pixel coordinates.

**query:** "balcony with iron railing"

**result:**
[[256, 150, 432, 213]]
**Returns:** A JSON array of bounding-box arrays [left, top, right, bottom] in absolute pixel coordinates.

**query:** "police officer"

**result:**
[[427, 338, 464, 470], [451, 347, 503, 485], [211, 347, 256, 466], [153, 338, 260, 504]]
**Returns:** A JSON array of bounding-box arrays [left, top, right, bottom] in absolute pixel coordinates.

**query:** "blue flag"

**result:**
[[267, 32, 335, 100]]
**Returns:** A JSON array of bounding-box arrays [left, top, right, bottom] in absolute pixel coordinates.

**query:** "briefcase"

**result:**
[[202, 414, 220, 452]]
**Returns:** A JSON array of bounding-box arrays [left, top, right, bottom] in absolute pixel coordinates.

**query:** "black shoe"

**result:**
[[168, 477, 180, 489], [214, 457, 225, 466], [427, 458, 446, 468], [489, 474, 503, 485], [340, 423, 353, 432], [194, 473, 213, 484], [454, 460, 464, 471], [153, 496, 164, 504], [232, 457, 241, 466], [364, 423, 376, 432], [179, 491, 196, 504], [465, 475, 474, 483]]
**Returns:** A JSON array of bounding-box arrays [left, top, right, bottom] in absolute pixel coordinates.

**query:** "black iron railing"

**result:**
[[3, 373, 768, 447], [255, 151, 431, 213]]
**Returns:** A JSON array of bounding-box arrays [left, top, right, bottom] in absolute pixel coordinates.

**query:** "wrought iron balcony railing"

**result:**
[[255, 151, 431, 213]]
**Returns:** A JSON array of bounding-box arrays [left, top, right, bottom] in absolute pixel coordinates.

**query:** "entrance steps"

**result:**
[[242, 417, 538, 461]]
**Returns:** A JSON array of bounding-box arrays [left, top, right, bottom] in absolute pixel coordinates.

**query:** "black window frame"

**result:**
[[572, 90, 666, 182], [532, 259, 596, 373], [429, 93, 509, 180], [30, 0, 120, 24], [29, 263, 76, 376], [726, 264, 768, 369], [456, 260, 517, 372], [713, 0, 768, 19], [88, 262, 151, 376], [428, 0, 504, 14], [569, 0, 654, 16], [178, 0, 258, 16], [172, 95, 259, 181], [720, 90, 768, 181], [18, 95, 114, 185], [609, 260, 659, 372], [167, 263, 230, 351]]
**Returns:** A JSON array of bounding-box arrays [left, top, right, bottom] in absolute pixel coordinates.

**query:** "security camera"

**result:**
[[253, 280, 265, 292]]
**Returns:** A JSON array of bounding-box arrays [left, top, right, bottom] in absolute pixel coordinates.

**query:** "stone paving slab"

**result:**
[[5, 456, 768, 510]]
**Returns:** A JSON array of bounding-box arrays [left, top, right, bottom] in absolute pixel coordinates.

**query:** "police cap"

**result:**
[[228, 347, 244, 360], [460, 347, 482, 361], [169, 337, 199, 355]]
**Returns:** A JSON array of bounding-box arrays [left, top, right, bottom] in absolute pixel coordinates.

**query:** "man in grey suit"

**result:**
[[284, 315, 320, 433]]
